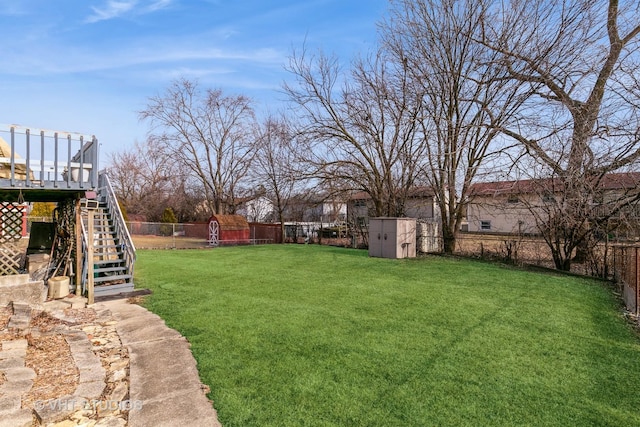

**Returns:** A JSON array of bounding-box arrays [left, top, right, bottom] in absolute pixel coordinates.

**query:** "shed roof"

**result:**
[[210, 214, 249, 231]]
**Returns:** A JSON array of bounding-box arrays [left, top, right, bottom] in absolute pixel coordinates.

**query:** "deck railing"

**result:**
[[0, 124, 98, 190]]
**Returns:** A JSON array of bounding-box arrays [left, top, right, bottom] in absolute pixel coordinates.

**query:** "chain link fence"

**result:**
[[453, 232, 621, 279], [127, 222, 210, 249], [127, 221, 282, 249]]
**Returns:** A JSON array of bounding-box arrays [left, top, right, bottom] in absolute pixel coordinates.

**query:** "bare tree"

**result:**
[[107, 139, 174, 221], [140, 78, 257, 216], [168, 175, 210, 222], [252, 115, 304, 241], [481, 0, 640, 270], [381, 0, 526, 253], [284, 47, 425, 218]]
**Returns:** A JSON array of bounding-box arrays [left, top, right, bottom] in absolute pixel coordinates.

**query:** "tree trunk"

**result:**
[[551, 248, 572, 271], [278, 210, 286, 244], [442, 226, 457, 254]]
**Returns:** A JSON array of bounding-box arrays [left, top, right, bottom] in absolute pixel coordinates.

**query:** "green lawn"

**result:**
[[135, 245, 640, 427]]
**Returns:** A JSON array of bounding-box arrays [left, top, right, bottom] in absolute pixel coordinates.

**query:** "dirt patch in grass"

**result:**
[[127, 295, 148, 306]]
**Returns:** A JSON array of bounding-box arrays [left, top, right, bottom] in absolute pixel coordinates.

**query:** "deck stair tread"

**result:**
[[93, 274, 132, 284]]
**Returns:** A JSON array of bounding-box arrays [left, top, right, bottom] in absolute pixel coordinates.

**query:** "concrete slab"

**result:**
[[65, 331, 88, 343], [78, 368, 106, 385], [7, 316, 30, 330], [1, 339, 28, 351], [128, 389, 222, 427], [0, 274, 30, 286], [11, 302, 32, 317], [104, 302, 185, 346], [98, 300, 222, 427], [0, 279, 44, 307], [0, 379, 34, 395], [0, 408, 33, 427], [3, 366, 36, 382], [33, 396, 87, 425], [0, 347, 26, 360], [64, 332, 107, 390], [73, 380, 106, 400], [43, 300, 71, 311], [0, 355, 25, 369], [0, 297, 218, 427], [0, 394, 21, 414], [116, 318, 185, 346], [71, 351, 101, 369], [127, 338, 202, 399], [67, 297, 87, 309]]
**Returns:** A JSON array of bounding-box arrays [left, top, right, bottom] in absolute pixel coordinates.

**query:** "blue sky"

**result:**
[[0, 0, 388, 163]]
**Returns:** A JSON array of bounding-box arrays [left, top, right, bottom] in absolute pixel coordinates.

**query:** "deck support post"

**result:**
[[87, 211, 95, 305], [75, 197, 82, 296]]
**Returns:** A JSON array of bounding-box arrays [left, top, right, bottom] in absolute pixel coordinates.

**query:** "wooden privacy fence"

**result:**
[[612, 245, 640, 315]]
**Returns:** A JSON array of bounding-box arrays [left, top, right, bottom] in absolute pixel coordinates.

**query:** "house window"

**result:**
[[507, 194, 520, 204], [354, 200, 367, 208], [357, 217, 367, 227], [542, 193, 555, 204], [480, 220, 491, 231]]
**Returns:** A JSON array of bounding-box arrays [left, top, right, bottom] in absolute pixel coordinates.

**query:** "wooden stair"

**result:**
[[81, 198, 134, 297]]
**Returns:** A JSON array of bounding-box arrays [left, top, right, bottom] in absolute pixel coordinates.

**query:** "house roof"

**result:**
[[469, 172, 640, 196], [350, 186, 435, 200]]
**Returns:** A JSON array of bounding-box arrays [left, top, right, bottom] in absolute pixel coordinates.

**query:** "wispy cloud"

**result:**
[[146, 0, 172, 12], [0, 0, 29, 16], [86, 0, 136, 23], [0, 36, 285, 77], [85, 0, 173, 23]]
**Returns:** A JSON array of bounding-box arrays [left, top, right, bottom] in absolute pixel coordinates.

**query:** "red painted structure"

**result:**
[[208, 214, 250, 246]]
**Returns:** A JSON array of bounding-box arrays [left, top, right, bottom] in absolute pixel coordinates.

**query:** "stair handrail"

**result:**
[[79, 215, 89, 295], [99, 172, 136, 277]]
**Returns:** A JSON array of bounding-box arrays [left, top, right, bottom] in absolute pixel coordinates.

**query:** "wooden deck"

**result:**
[[0, 125, 98, 201]]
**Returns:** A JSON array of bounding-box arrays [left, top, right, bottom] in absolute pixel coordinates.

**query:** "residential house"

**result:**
[[282, 195, 347, 224], [302, 197, 347, 223], [467, 172, 640, 235], [277, 195, 347, 242], [348, 187, 438, 227], [236, 195, 275, 223]]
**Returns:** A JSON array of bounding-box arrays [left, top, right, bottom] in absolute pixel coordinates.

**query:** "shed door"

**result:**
[[209, 220, 220, 247], [368, 219, 383, 258]]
